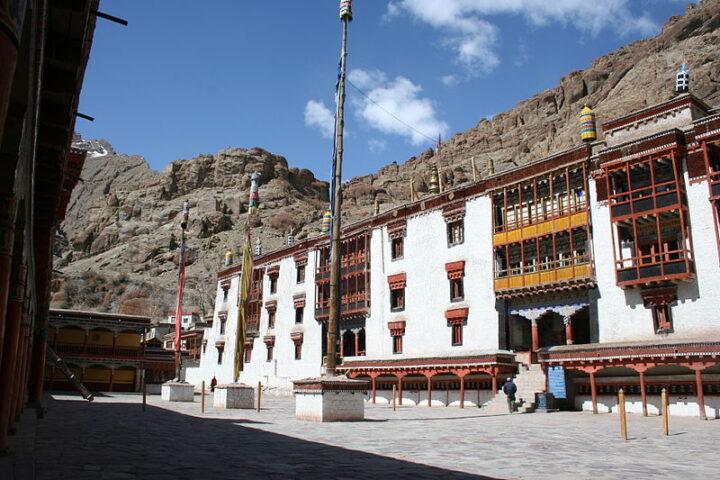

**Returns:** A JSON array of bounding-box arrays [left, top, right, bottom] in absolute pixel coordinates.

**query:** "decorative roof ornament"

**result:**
[[339, 0, 353, 21], [428, 163, 440, 194], [578, 105, 597, 142], [676, 60, 690, 94], [486, 156, 495, 176], [248, 173, 260, 215], [321, 210, 332, 232], [254, 237, 262, 256], [224, 249, 234, 267]]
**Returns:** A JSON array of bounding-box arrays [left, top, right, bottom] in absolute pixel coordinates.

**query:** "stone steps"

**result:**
[[480, 363, 546, 415]]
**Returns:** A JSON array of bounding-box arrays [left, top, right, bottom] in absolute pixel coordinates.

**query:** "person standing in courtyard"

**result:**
[[503, 377, 517, 413]]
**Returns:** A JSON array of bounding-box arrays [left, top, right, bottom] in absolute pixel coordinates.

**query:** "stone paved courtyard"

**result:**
[[1, 392, 717, 479]]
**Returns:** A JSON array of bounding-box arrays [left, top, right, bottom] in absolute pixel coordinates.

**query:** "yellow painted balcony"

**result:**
[[494, 261, 593, 292], [493, 211, 588, 246]]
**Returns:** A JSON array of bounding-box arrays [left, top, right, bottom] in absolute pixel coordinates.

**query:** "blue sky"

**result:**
[[77, 0, 695, 180]]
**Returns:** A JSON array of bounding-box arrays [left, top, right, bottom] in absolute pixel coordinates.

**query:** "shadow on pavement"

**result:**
[[29, 396, 502, 480]]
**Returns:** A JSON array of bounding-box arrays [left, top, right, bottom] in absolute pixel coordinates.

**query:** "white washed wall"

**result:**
[[236, 251, 323, 393], [588, 164, 720, 343], [365, 195, 500, 361]]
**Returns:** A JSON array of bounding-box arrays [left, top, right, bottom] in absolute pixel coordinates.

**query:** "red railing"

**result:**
[[615, 248, 694, 286], [495, 200, 587, 233]]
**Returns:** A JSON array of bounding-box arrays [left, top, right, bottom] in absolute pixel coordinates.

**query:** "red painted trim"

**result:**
[[445, 261, 465, 280], [445, 307, 469, 321], [387, 273, 406, 290]]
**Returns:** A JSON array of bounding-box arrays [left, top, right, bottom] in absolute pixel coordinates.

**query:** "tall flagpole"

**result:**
[[233, 173, 260, 383], [326, 1, 352, 376], [174, 199, 190, 381]]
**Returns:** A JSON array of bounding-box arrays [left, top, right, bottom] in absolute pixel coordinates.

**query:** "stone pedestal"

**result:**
[[161, 382, 194, 402], [293, 376, 369, 422], [213, 383, 255, 409]]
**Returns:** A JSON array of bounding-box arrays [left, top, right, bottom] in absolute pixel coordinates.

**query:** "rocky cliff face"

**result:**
[[53, 146, 329, 315], [53, 0, 720, 316]]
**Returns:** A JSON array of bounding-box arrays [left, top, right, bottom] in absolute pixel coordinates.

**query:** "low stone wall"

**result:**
[[575, 394, 720, 418]]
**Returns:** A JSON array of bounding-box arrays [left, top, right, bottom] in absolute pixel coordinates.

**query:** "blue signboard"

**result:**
[[547, 366, 567, 399]]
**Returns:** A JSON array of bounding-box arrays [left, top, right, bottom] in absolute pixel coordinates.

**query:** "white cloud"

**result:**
[[304, 100, 335, 139], [387, 0, 661, 77], [368, 139, 387, 153], [348, 68, 448, 146], [441, 74, 459, 87]]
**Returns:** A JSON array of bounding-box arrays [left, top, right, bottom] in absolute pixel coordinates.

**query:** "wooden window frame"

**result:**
[[391, 237, 404, 260], [244, 342, 253, 363]]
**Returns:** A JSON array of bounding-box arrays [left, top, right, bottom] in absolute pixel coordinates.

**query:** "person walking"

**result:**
[[503, 377, 517, 413]]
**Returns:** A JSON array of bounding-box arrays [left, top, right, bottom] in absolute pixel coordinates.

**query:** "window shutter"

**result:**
[[595, 174, 609, 202], [686, 150, 707, 179]]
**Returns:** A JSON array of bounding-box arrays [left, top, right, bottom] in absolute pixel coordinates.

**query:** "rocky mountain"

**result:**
[[52, 146, 330, 316], [52, 0, 720, 316]]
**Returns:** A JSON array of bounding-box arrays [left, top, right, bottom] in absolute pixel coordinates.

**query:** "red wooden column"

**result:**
[[639, 370, 648, 417], [369, 373, 379, 404], [453, 369, 469, 408], [589, 371, 598, 414], [564, 318, 574, 345], [694, 369, 706, 421], [396, 372, 406, 405], [681, 362, 711, 420], [491, 368, 499, 395], [531, 319, 540, 362], [108, 368, 114, 393], [633, 364, 655, 417], [425, 372, 434, 407], [0, 260, 26, 451]]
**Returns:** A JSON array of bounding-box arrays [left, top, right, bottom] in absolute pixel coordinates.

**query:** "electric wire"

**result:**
[[346, 78, 438, 145]]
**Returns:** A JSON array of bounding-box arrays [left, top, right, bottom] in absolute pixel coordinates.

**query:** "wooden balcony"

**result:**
[[609, 182, 683, 220], [615, 249, 695, 287], [494, 259, 594, 293], [493, 211, 588, 246], [314, 291, 370, 321]]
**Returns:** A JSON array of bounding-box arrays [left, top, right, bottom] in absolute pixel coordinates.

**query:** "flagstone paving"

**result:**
[[2, 392, 717, 479]]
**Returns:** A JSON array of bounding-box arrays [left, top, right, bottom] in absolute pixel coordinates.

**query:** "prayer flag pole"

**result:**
[[326, 0, 352, 376], [233, 173, 260, 383], [173, 199, 190, 381], [292, 1, 368, 422]]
